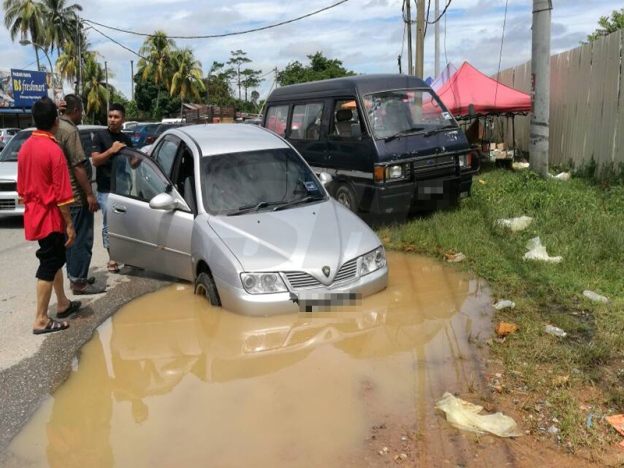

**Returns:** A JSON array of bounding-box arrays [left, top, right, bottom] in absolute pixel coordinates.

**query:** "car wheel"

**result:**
[[335, 183, 359, 213], [194, 272, 221, 306]]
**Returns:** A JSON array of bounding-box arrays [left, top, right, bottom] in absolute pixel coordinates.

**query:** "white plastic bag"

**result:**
[[496, 216, 533, 232], [493, 300, 515, 310], [523, 237, 562, 263], [583, 290, 609, 304], [435, 392, 523, 438]]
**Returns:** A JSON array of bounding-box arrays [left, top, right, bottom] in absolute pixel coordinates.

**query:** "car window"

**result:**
[[290, 103, 323, 140], [111, 150, 170, 202], [331, 99, 362, 138], [0, 130, 32, 162], [265, 105, 288, 137], [151, 136, 180, 178]]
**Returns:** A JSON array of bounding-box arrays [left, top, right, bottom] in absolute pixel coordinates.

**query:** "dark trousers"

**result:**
[[65, 205, 94, 285]]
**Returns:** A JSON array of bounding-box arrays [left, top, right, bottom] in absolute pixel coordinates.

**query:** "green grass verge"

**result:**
[[377, 168, 624, 456]]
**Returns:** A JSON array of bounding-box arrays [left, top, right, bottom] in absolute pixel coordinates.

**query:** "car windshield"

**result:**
[[201, 148, 325, 215], [0, 131, 32, 162], [363, 89, 457, 140]]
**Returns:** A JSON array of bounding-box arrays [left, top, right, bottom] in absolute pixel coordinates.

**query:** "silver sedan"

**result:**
[[107, 124, 388, 315]]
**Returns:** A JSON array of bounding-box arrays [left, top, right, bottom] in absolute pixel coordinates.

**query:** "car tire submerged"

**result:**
[[194, 272, 222, 306]]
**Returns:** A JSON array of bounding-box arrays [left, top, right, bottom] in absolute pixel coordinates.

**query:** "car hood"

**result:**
[[208, 200, 381, 285], [0, 161, 17, 180]]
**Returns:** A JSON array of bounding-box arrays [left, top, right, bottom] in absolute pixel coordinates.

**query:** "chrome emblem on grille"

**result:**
[[322, 266, 331, 277]]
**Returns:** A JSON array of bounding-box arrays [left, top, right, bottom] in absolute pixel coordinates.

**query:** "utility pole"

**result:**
[[530, 0, 552, 177], [434, 0, 440, 77], [405, 0, 413, 76], [131, 60, 134, 101], [415, 0, 425, 79], [105, 61, 109, 113]]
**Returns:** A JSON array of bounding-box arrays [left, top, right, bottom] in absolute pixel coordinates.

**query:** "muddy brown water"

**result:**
[[6, 251, 544, 467]]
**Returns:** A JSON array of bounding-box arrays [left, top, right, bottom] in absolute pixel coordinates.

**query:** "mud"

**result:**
[[3, 252, 588, 467]]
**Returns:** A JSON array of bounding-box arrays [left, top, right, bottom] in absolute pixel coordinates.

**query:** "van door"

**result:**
[[285, 101, 327, 171]]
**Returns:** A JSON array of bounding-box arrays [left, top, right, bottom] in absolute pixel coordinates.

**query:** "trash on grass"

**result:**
[[496, 216, 533, 232], [550, 172, 571, 181], [435, 392, 523, 438], [445, 252, 466, 263], [583, 290, 609, 304], [493, 300, 515, 310], [523, 237, 562, 263], [512, 162, 530, 170], [495, 322, 518, 337], [606, 415, 624, 451], [544, 324, 567, 337]]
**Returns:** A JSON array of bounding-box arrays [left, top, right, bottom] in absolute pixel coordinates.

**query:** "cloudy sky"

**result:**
[[2, 0, 622, 101]]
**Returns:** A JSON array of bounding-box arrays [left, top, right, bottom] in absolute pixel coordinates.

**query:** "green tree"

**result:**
[[3, 0, 46, 71], [587, 8, 624, 42], [277, 52, 355, 86], [227, 49, 251, 101], [240, 68, 263, 102], [41, 0, 82, 54], [204, 61, 234, 106], [138, 30, 176, 110], [82, 52, 109, 121], [170, 48, 205, 115]]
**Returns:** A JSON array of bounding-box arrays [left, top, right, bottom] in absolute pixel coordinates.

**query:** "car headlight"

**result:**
[[240, 272, 288, 294], [459, 152, 473, 169], [385, 164, 404, 179], [359, 246, 387, 276]]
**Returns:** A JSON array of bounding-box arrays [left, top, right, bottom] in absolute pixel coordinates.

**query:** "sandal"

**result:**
[[33, 319, 70, 335], [57, 300, 82, 319], [107, 261, 121, 273]]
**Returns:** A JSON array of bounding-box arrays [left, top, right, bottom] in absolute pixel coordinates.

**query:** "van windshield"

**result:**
[[201, 148, 326, 215], [363, 89, 457, 140]]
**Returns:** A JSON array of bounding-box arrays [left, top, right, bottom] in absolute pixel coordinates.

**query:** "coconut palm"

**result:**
[[170, 48, 205, 116], [41, 0, 82, 54], [82, 52, 108, 118], [56, 29, 94, 93], [3, 0, 46, 71], [138, 30, 176, 110]]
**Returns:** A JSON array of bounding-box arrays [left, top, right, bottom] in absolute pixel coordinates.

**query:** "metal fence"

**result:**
[[495, 30, 624, 169]]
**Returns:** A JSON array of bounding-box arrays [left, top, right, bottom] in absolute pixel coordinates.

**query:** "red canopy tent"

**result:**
[[432, 61, 531, 117]]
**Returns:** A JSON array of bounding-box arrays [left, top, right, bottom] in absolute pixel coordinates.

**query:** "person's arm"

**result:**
[[73, 163, 98, 212], [92, 140, 126, 167], [59, 204, 75, 247]]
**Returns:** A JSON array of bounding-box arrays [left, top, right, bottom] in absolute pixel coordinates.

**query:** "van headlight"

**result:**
[[359, 246, 387, 276], [385, 164, 404, 179], [241, 273, 287, 294]]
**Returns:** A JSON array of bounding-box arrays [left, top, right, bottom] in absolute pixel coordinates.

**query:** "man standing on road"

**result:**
[[92, 103, 133, 274], [17, 97, 82, 335], [54, 94, 105, 295]]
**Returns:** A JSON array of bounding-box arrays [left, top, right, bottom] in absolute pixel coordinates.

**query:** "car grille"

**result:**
[[0, 199, 16, 210], [0, 182, 17, 192], [283, 258, 359, 290]]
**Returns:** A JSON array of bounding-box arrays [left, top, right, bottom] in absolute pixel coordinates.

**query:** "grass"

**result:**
[[377, 166, 624, 460]]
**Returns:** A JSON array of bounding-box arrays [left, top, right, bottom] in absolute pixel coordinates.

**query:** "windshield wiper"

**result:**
[[384, 126, 425, 142], [273, 195, 324, 212], [227, 201, 278, 216], [423, 125, 458, 137]]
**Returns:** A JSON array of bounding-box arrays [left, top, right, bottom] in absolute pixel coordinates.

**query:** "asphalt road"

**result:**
[[0, 213, 173, 455]]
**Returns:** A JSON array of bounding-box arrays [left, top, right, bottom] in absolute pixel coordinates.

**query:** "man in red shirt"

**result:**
[[17, 97, 82, 334]]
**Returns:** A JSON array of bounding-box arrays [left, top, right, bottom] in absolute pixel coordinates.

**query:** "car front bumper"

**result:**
[[215, 266, 389, 316], [0, 191, 24, 216]]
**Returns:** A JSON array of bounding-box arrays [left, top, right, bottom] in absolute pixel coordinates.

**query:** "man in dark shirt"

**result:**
[[92, 103, 133, 273]]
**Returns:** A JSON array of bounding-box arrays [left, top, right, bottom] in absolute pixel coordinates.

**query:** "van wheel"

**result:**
[[335, 184, 359, 213], [194, 272, 221, 306]]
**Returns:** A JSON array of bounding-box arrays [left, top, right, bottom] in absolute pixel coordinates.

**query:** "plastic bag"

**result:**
[[523, 237, 562, 263], [583, 290, 609, 304], [435, 392, 523, 438], [544, 324, 567, 337], [496, 216, 533, 232], [493, 300, 515, 310]]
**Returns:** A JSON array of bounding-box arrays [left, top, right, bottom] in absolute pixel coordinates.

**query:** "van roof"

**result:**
[[267, 74, 430, 101]]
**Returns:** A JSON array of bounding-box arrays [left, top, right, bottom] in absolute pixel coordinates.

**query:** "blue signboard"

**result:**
[[10, 69, 48, 107]]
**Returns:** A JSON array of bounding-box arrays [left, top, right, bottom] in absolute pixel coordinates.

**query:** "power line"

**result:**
[[83, 0, 349, 39], [426, 0, 452, 25], [494, 0, 510, 104], [424, 0, 432, 38]]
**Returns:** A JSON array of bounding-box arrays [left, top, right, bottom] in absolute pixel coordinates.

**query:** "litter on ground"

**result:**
[[496, 216, 533, 232], [523, 237, 562, 263], [582, 290, 609, 304], [493, 300, 515, 310]]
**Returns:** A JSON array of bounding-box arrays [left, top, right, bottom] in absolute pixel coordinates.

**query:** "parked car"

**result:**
[[0, 125, 105, 215], [0, 127, 20, 152], [130, 122, 184, 148], [107, 123, 388, 315]]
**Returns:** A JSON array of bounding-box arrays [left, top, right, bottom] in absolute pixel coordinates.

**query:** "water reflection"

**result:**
[[8, 252, 492, 467]]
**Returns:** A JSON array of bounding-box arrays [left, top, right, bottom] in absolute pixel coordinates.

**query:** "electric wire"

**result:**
[[426, 0, 452, 25], [494, 0, 510, 105], [424, 0, 432, 39], [83, 0, 349, 39]]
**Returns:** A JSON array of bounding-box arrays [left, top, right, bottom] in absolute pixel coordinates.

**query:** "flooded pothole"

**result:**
[[6, 252, 496, 467]]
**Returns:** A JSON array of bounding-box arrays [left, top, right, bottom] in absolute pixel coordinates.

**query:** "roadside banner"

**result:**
[[10, 69, 48, 107]]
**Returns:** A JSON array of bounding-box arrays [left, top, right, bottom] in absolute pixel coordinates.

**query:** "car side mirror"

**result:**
[[318, 172, 333, 187], [149, 192, 175, 211]]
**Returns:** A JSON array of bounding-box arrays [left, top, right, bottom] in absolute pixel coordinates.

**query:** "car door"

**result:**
[[107, 148, 194, 281]]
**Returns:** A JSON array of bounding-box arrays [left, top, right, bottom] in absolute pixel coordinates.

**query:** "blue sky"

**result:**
[[1, 0, 622, 101]]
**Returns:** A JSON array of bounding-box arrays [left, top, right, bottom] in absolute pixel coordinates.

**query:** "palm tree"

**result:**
[[41, 0, 82, 55], [3, 0, 46, 71], [56, 29, 93, 93], [138, 30, 176, 109], [170, 48, 205, 116], [82, 52, 108, 119]]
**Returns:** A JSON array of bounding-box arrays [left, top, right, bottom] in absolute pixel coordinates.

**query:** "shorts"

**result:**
[[36, 232, 66, 281]]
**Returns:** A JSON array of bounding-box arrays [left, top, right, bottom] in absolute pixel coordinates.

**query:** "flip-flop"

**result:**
[[107, 262, 121, 273], [33, 319, 70, 335], [57, 300, 82, 319]]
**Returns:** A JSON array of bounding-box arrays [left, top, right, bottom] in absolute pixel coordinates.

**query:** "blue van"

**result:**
[[263, 75, 479, 215]]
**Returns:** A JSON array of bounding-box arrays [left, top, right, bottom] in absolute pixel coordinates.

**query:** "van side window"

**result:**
[[331, 100, 362, 138], [290, 103, 323, 140], [265, 105, 288, 137]]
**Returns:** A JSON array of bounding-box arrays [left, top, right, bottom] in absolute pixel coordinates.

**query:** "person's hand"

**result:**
[[87, 193, 99, 213], [65, 224, 76, 248], [58, 99, 67, 115], [111, 141, 126, 153]]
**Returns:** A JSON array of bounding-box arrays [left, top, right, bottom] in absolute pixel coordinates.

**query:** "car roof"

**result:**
[[168, 123, 290, 157], [77, 125, 107, 131]]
